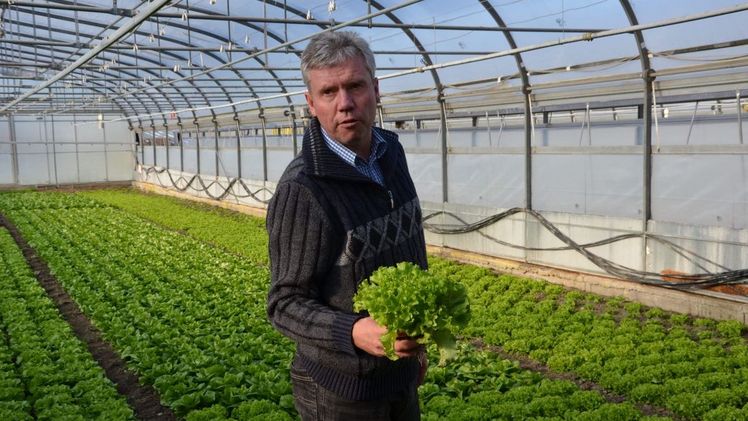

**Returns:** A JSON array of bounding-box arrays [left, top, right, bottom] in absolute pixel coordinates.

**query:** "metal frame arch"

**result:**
[[0, 12, 148, 116], [619, 0, 655, 275], [53, 15, 224, 119], [11, 5, 222, 120], [365, 0, 443, 95], [360, 0, 449, 200], [3, 11, 183, 117], [478, 1, 534, 210], [268, 0, 449, 199], [136, 1, 316, 120], [174, 1, 311, 126], [619, 0, 654, 227], [140, 0, 311, 125], [173, 0, 324, 121], [263, 0, 447, 199], [0, 0, 174, 114], [260, 0, 444, 118], [4, 45, 150, 117]]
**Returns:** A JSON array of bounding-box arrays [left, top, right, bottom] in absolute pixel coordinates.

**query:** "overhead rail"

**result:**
[[84, 2, 748, 127], [0, 0, 172, 113], [379, 3, 748, 80], [3, 1, 748, 120], [46, 0, 422, 116], [3, 1, 605, 33]]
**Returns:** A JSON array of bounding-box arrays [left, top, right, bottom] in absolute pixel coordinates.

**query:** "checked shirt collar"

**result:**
[[321, 126, 388, 186]]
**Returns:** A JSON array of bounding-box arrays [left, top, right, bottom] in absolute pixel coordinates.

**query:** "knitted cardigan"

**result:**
[[266, 117, 428, 401]]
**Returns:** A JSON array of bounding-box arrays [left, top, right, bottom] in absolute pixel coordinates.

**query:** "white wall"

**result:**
[[133, 115, 748, 280], [0, 113, 134, 186]]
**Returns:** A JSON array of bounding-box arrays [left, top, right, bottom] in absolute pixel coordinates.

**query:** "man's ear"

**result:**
[[374, 78, 380, 103], [305, 91, 316, 116]]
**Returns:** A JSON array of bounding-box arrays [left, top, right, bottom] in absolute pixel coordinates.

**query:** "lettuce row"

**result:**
[[0, 228, 133, 420], [2, 202, 294, 419], [428, 256, 748, 420]]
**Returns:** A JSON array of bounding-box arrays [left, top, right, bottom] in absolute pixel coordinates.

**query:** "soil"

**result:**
[[469, 338, 682, 420], [0, 214, 176, 421]]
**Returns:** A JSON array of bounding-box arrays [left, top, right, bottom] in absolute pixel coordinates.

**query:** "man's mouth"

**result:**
[[338, 119, 358, 128]]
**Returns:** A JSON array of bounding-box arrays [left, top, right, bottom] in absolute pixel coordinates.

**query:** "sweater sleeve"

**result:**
[[266, 181, 363, 355]]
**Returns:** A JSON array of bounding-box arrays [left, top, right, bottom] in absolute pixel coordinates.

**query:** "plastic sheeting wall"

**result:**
[[0, 114, 134, 186], [134, 117, 748, 230], [132, 115, 748, 278]]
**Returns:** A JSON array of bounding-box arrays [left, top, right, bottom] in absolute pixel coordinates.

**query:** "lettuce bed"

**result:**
[[3, 189, 745, 419], [0, 227, 133, 421]]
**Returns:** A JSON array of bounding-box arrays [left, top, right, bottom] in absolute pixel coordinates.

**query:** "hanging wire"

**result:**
[[140, 165, 272, 203], [422, 208, 748, 288]]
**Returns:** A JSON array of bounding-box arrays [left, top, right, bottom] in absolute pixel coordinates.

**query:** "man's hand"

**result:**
[[352, 317, 421, 358]]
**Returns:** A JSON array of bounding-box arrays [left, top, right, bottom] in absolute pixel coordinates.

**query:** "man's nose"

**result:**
[[338, 90, 354, 111]]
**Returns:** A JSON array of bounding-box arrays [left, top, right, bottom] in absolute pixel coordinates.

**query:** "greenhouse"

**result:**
[[1, 0, 748, 420]]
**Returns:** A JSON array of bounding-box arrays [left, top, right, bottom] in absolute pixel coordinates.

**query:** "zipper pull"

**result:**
[[387, 190, 394, 209]]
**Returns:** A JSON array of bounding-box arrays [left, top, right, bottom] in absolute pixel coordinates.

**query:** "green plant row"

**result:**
[[0, 228, 134, 421], [0, 190, 105, 211], [428, 257, 748, 420], [92, 187, 747, 419], [0, 190, 655, 420], [2, 202, 295, 419], [419, 341, 668, 420], [79, 189, 269, 266], [75, 190, 659, 418], [79, 190, 668, 420]]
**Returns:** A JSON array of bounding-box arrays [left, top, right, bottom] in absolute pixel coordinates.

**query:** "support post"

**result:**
[[738, 91, 744, 145], [260, 113, 268, 182], [291, 112, 298, 156], [140, 127, 145, 166], [195, 122, 201, 175], [438, 97, 448, 203], [73, 113, 80, 183], [8, 114, 19, 185], [642, 75, 655, 274], [51, 115, 59, 186], [235, 117, 242, 179], [178, 123, 184, 172], [151, 124, 157, 167], [214, 120, 220, 177], [42, 114, 52, 184], [164, 123, 170, 171], [523, 89, 533, 210], [103, 118, 110, 181]]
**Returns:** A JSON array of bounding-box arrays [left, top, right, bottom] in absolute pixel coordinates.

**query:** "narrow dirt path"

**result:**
[[0, 213, 176, 421]]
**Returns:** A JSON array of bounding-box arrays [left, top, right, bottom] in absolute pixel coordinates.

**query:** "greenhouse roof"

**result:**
[[1, 0, 747, 126]]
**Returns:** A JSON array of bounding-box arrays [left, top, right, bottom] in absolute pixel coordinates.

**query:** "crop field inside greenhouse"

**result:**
[[0, 189, 745, 420], [2, 1, 748, 421]]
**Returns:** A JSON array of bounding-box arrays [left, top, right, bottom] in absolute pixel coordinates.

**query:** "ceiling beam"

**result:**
[[1, 0, 172, 113]]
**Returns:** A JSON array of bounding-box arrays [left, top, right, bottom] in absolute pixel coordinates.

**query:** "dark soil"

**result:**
[[0, 213, 176, 421], [469, 338, 682, 420]]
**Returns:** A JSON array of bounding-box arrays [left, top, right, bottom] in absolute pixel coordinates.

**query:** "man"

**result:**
[[266, 30, 428, 421]]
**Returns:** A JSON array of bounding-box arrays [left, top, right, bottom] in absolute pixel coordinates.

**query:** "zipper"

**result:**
[[387, 190, 394, 210]]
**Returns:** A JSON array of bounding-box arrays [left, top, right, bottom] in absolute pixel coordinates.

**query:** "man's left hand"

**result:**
[[394, 333, 421, 359]]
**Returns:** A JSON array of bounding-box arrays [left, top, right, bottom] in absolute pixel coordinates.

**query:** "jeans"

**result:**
[[290, 363, 420, 421]]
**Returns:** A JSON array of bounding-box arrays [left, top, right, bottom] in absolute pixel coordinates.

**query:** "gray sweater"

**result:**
[[266, 117, 428, 401]]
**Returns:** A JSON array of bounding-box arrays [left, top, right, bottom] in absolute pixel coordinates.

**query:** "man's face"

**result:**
[[305, 55, 379, 154]]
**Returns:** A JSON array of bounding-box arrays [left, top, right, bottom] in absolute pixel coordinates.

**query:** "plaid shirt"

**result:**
[[321, 127, 387, 186]]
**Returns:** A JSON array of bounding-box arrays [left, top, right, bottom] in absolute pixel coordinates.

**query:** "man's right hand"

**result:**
[[352, 316, 387, 357]]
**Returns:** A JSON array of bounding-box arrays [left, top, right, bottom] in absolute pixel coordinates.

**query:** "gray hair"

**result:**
[[301, 31, 376, 89]]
